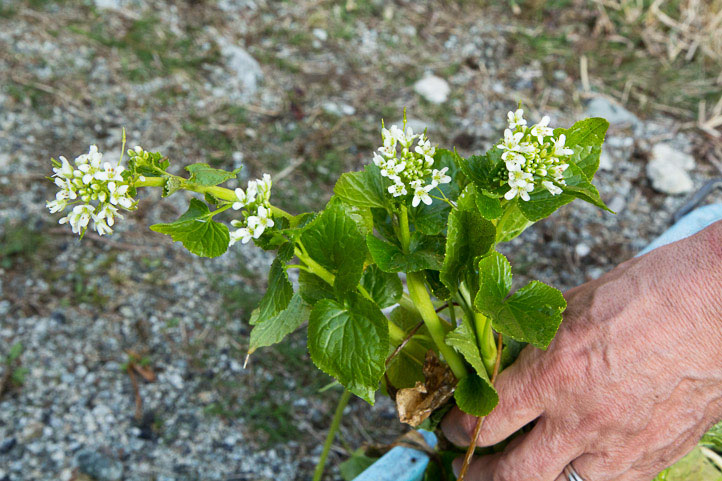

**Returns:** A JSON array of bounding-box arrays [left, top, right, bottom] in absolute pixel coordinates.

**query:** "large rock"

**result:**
[[413, 75, 450, 104], [216, 37, 263, 99], [75, 450, 123, 481], [586, 97, 639, 128], [646, 143, 695, 195]]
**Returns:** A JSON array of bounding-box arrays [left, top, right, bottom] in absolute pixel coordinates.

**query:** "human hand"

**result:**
[[442, 221, 722, 481]]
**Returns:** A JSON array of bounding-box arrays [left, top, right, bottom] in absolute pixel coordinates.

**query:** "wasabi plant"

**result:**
[[47, 109, 617, 479]]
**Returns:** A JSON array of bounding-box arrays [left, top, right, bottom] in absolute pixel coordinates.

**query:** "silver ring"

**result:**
[[564, 464, 586, 481]]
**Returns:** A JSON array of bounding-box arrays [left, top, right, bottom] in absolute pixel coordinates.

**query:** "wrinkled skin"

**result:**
[[442, 221, 722, 481]]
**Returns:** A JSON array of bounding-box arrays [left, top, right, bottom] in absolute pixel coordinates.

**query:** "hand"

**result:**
[[442, 221, 722, 481]]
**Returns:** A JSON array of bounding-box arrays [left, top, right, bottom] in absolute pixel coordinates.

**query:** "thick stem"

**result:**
[[398, 205, 411, 251], [474, 313, 497, 377], [313, 389, 352, 481], [457, 334, 504, 481], [406, 272, 467, 380]]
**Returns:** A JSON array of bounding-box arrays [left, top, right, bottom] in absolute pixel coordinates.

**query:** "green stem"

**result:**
[[406, 273, 467, 380], [313, 389, 352, 481], [398, 205, 411, 251], [133, 176, 165, 188], [474, 313, 497, 377]]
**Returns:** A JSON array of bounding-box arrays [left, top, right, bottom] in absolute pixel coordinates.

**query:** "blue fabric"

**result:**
[[353, 430, 437, 481], [355, 204, 722, 481], [637, 204, 722, 256]]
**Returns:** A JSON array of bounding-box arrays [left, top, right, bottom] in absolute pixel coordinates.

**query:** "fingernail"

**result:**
[[452, 457, 463, 477]]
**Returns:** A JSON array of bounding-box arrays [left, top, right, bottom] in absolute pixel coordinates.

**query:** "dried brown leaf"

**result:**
[[396, 351, 457, 427]]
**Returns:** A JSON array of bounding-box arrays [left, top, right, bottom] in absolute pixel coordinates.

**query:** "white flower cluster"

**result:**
[[372, 123, 451, 207], [47, 145, 136, 236], [229, 174, 274, 246], [497, 109, 574, 201]]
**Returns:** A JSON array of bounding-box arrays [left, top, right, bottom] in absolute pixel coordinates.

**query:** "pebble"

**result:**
[[646, 143, 695, 195], [413, 75, 450, 104], [75, 449, 124, 481], [575, 243, 591, 258]]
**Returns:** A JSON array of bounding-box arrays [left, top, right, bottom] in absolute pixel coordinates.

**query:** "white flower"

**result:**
[[552, 134, 574, 157], [542, 180, 563, 196], [411, 184, 433, 207], [60, 204, 94, 234], [46, 199, 67, 214], [530, 116, 553, 144], [507, 109, 527, 129], [53, 156, 74, 178], [94, 162, 125, 182], [373, 152, 387, 168], [233, 188, 247, 210], [93, 216, 113, 236], [498, 129, 524, 153], [389, 125, 406, 145], [549, 163, 569, 180], [505, 182, 534, 201], [388, 181, 407, 197], [229, 226, 253, 246], [245, 180, 258, 205], [508, 170, 533, 188], [431, 167, 451, 186], [503, 152, 525, 171], [108, 182, 132, 208], [380, 160, 405, 179]]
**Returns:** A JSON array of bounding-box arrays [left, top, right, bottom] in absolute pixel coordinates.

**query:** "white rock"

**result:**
[[321, 101, 356, 117], [216, 37, 263, 98], [646, 143, 695, 195], [575, 243, 591, 257], [413, 75, 450, 104], [586, 97, 639, 128], [312, 28, 328, 41]]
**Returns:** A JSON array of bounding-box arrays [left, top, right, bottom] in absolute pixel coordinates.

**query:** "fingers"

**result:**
[[456, 418, 582, 481], [442, 357, 546, 447], [571, 453, 631, 481]]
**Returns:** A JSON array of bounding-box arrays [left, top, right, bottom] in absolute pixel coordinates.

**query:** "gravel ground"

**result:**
[[1, 1, 721, 480]]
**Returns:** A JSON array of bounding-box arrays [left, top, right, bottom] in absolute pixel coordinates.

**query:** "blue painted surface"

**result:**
[[354, 204, 722, 481], [353, 430, 437, 481], [638, 203, 722, 256]]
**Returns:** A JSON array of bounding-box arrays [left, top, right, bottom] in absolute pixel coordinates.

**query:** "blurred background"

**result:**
[[0, 0, 721, 479]]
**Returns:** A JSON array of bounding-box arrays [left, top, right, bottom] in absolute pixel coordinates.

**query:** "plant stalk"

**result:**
[[313, 389, 352, 481]]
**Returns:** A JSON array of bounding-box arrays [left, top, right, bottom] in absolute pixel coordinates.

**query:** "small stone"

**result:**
[[586, 97, 639, 128], [598, 150, 614, 171], [646, 143, 695, 195], [413, 75, 450, 104], [20, 422, 44, 442], [0, 438, 16, 454], [217, 37, 263, 98], [75, 449, 124, 481], [321, 102, 356, 117], [312, 28, 328, 42], [575, 243, 591, 258]]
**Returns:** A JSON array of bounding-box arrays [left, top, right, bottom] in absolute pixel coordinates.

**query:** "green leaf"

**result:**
[[475, 191, 503, 220], [162, 176, 183, 197], [298, 270, 335, 305], [385, 307, 432, 389], [366, 232, 445, 273], [440, 203, 496, 293], [455, 374, 499, 417], [255, 258, 293, 323], [249, 294, 309, 354], [701, 421, 722, 449], [300, 201, 367, 295], [360, 265, 402, 308], [334, 165, 388, 209], [457, 148, 507, 195], [517, 161, 611, 222], [445, 322, 499, 416], [495, 200, 533, 243], [425, 269, 452, 301], [7, 342, 23, 363], [660, 447, 722, 481], [150, 199, 229, 258], [555, 117, 609, 180], [308, 294, 389, 403], [446, 322, 489, 378], [185, 163, 241, 186], [475, 252, 566, 349], [340, 449, 377, 481]]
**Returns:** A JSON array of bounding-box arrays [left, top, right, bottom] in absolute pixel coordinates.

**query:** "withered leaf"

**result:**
[[396, 351, 457, 427]]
